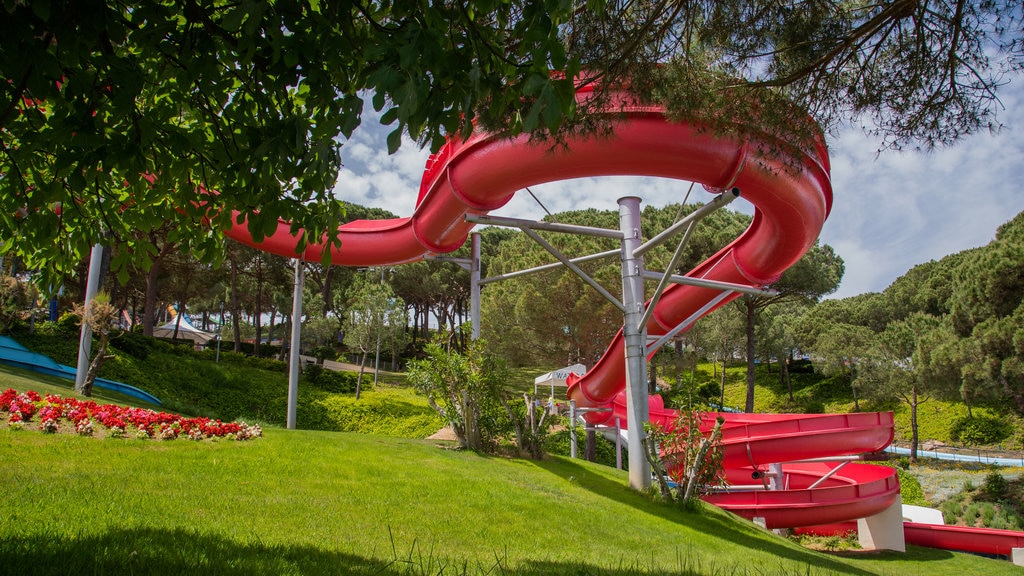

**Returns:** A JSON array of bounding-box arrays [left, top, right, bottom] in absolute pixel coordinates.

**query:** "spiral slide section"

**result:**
[[603, 393, 900, 529]]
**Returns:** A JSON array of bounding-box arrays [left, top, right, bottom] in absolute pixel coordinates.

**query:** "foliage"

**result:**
[[308, 390, 443, 438], [949, 415, 1013, 446], [1, 0, 586, 285], [407, 337, 509, 452], [302, 364, 358, 394], [891, 465, 928, 507], [1, 388, 262, 440], [0, 274, 40, 333], [940, 474, 1024, 531], [643, 411, 726, 507], [543, 426, 625, 469], [342, 274, 407, 397]]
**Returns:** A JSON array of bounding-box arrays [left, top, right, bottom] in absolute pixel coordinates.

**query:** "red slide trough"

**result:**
[[904, 523, 1024, 558], [606, 393, 901, 529]]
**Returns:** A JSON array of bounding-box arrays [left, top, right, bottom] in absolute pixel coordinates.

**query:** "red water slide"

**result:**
[[224, 92, 905, 529]]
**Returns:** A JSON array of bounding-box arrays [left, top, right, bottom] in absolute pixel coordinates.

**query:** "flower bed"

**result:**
[[0, 388, 262, 441]]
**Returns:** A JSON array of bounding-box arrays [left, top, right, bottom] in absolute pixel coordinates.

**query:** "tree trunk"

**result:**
[[719, 357, 726, 409], [81, 333, 112, 397], [356, 350, 367, 400], [229, 253, 242, 352], [783, 355, 793, 402], [910, 386, 919, 461], [849, 371, 860, 412], [142, 259, 161, 337]]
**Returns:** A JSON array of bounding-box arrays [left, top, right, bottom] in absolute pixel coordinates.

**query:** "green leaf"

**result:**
[[386, 127, 402, 154]]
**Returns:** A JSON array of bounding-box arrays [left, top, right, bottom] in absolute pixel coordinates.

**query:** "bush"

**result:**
[[544, 427, 625, 469], [304, 365, 358, 393], [949, 415, 1012, 446], [787, 358, 814, 374], [983, 472, 1009, 499], [893, 467, 927, 506], [108, 330, 157, 359], [310, 392, 443, 437]]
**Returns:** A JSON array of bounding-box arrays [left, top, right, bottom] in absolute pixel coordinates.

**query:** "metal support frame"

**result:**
[[618, 196, 651, 490], [426, 233, 482, 340], [286, 258, 304, 429], [74, 243, 104, 393], [807, 460, 850, 489], [462, 190, 753, 493], [478, 248, 619, 286]]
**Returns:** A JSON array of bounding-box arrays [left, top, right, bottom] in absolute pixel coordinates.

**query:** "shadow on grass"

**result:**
[[529, 457, 957, 576], [0, 525, 888, 576]]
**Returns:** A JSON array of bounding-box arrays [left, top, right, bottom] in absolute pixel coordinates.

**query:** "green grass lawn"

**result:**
[[3, 423, 1022, 576], [1, 367, 1022, 575]]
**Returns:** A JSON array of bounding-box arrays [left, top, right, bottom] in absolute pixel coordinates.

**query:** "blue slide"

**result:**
[[0, 336, 161, 405]]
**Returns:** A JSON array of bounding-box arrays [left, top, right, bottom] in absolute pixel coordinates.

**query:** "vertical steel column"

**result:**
[[74, 243, 103, 393], [618, 196, 650, 490], [287, 258, 304, 429], [470, 233, 481, 340]]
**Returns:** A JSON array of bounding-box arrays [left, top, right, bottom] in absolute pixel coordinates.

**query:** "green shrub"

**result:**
[[801, 400, 825, 414], [982, 471, 1009, 499], [310, 392, 442, 437], [890, 466, 927, 506], [941, 496, 964, 524], [980, 502, 997, 525], [696, 382, 719, 402], [304, 365, 358, 393], [949, 415, 1012, 446], [544, 427, 625, 469]]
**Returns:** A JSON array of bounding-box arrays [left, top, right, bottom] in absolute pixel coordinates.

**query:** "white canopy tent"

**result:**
[[152, 315, 217, 346], [533, 363, 586, 398]]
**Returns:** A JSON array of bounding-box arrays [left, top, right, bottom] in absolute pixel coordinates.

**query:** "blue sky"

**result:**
[[332, 87, 1024, 300]]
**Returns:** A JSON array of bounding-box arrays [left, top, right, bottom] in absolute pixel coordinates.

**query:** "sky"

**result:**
[[331, 87, 1024, 300]]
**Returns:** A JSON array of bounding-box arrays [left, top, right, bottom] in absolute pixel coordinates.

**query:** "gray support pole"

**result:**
[[74, 243, 103, 393], [287, 258, 304, 429], [618, 196, 651, 490], [569, 401, 578, 459], [470, 233, 481, 340]]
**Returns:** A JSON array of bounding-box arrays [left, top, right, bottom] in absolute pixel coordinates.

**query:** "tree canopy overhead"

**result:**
[[3, 0, 1021, 285]]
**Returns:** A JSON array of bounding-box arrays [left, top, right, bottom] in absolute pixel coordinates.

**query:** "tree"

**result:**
[[72, 291, 119, 397], [342, 273, 406, 399], [799, 316, 875, 412], [755, 301, 810, 402], [643, 411, 726, 507], [407, 337, 503, 452], [858, 313, 947, 460], [0, 0, 582, 286], [0, 273, 39, 333], [737, 241, 843, 412], [947, 214, 1024, 414], [6, 1, 1019, 291]]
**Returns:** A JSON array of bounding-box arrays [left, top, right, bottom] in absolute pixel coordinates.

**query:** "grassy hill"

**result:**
[[2, 364, 1024, 575]]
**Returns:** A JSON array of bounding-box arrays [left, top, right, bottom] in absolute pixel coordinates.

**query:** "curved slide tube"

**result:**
[[607, 393, 900, 529]]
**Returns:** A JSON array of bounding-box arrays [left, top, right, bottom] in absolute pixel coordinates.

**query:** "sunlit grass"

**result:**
[[3, 419, 1022, 575]]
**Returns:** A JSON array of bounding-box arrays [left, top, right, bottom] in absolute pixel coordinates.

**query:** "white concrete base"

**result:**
[[858, 496, 906, 552], [902, 504, 944, 525], [1012, 547, 1023, 567]]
